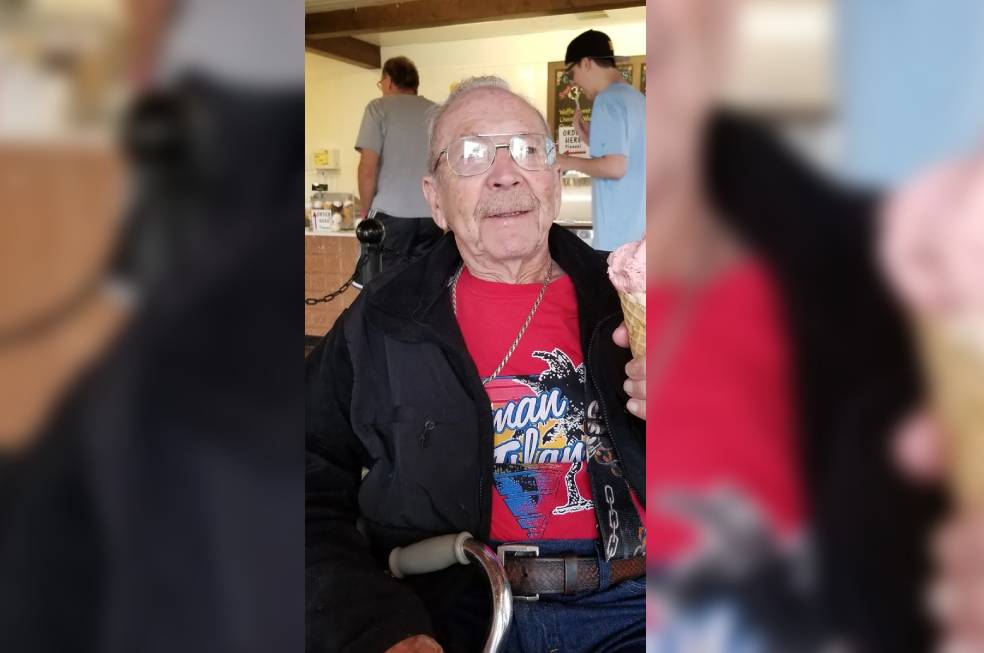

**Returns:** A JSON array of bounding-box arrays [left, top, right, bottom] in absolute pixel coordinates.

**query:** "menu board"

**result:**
[[553, 66, 587, 156], [547, 56, 646, 156]]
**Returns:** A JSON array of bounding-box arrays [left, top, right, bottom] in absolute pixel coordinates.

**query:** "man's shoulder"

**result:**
[[587, 247, 612, 275], [363, 97, 386, 117], [373, 95, 436, 125], [411, 96, 439, 118], [624, 85, 645, 111], [591, 86, 621, 116], [380, 95, 436, 108], [598, 82, 643, 107], [318, 292, 367, 342]]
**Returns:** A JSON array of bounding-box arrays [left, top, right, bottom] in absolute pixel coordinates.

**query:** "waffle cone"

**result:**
[[619, 292, 646, 359], [918, 316, 984, 509]]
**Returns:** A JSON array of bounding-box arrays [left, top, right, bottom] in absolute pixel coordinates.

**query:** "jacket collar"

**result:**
[[365, 224, 621, 347]]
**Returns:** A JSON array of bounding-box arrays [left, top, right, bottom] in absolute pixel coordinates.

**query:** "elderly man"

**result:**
[[305, 77, 647, 653]]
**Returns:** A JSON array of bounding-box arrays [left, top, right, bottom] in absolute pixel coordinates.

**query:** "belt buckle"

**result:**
[[496, 544, 540, 602]]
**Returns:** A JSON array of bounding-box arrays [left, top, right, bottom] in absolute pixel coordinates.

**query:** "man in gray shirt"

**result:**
[[356, 57, 441, 272]]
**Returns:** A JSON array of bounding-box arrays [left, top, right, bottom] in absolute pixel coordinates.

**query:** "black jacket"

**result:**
[[704, 111, 943, 652], [305, 226, 645, 653], [0, 79, 304, 653]]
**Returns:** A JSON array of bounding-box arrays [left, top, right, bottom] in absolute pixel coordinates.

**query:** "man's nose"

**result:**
[[486, 146, 523, 189]]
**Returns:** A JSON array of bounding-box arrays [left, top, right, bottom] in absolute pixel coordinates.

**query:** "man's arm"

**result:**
[[557, 153, 627, 180], [573, 107, 590, 147], [558, 97, 631, 180], [357, 149, 380, 219], [306, 319, 436, 652]]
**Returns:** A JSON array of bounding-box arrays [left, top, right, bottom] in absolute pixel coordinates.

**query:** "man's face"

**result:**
[[567, 59, 594, 100], [423, 89, 561, 268]]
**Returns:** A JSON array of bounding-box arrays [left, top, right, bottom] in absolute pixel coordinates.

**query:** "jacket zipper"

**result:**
[[418, 419, 436, 448]]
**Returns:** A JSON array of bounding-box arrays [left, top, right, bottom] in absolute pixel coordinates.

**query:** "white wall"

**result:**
[[305, 52, 378, 196], [34, 0, 120, 20], [305, 23, 645, 198], [386, 23, 644, 120]]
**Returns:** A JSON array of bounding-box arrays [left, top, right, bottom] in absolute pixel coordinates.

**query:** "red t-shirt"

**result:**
[[454, 267, 598, 541], [646, 258, 808, 563]]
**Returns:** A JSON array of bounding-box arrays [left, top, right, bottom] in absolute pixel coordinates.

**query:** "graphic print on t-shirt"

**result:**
[[488, 347, 598, 541]]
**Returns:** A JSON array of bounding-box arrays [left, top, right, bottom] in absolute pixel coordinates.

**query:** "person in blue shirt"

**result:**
[[557, 30, 646, 251]]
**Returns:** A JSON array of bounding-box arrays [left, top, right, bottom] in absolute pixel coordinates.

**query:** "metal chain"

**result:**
[[604, 484, 620, 560], [304, 254, 367, 305], [451, 262, 552, 385], [303, 245, 411, 306]]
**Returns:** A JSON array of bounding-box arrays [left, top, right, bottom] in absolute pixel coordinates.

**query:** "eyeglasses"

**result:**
[[432, 133, 557, 176]]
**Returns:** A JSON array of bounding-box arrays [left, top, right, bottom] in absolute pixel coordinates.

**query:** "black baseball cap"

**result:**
[[564, 29, 622, 67]]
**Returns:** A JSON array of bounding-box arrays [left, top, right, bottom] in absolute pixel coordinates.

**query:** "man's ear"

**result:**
[[422, 175, 448, 231]]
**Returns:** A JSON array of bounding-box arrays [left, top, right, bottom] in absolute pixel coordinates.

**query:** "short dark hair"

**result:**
[[590, 56, 616, 69], [382, 56, 420, 91]]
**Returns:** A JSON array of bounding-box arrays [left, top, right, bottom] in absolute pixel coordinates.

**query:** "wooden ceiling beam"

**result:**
[[305, 36, 381, 69], [306, 0, 644, 38]]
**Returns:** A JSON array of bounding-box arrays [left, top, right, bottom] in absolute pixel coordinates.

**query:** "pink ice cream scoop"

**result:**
[[607, 237, 647, 297]]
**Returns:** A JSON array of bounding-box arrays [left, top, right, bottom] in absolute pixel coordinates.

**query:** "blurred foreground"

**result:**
[[0, 1, 303, 651]]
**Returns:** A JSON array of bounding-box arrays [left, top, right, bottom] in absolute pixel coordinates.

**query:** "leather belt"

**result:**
[[497, 544, 645, 601]]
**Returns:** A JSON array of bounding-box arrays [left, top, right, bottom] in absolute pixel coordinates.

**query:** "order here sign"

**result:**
[[558, 125, 587, 156]]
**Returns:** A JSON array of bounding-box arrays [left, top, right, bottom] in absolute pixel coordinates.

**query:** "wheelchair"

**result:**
[[389, 532, 513, 653]]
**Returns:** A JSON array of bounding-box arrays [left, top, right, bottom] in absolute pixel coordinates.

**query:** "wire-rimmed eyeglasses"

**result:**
[[431, 133, 557, 177]]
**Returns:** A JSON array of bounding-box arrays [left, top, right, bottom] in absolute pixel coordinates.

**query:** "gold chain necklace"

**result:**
[[451, 263, 552, 385]]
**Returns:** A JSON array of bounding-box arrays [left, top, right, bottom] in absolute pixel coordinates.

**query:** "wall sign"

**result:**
[[547, 56, 646, 156]]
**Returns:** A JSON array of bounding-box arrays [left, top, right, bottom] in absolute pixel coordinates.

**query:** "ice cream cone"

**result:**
[[607, 237, 646, 359], [619, 292, 647, 359], [918, 314, 984, 509]]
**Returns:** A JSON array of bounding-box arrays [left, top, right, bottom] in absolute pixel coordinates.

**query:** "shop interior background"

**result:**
[[304, 1, 646, 336], [0, 0, 125, 447]]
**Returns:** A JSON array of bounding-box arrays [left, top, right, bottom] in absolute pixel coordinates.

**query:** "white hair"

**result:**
[[426, 76, 550, 175]]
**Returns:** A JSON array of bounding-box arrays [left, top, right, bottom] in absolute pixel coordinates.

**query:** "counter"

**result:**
[[305, 233, 361, 335], [305, 229, 358, 237]]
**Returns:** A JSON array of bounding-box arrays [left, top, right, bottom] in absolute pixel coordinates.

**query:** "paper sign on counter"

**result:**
[[558, 126, 587, 156]]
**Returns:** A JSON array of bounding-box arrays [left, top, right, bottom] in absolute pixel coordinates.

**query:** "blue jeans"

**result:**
[[431, 539, 645, 653]]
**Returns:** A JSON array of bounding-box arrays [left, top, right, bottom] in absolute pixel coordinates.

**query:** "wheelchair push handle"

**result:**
[[388, 532, 472, 578], [388, 532, 513, 653]]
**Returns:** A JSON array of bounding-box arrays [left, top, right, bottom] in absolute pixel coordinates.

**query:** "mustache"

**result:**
[[475, 190, 540, 217]]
